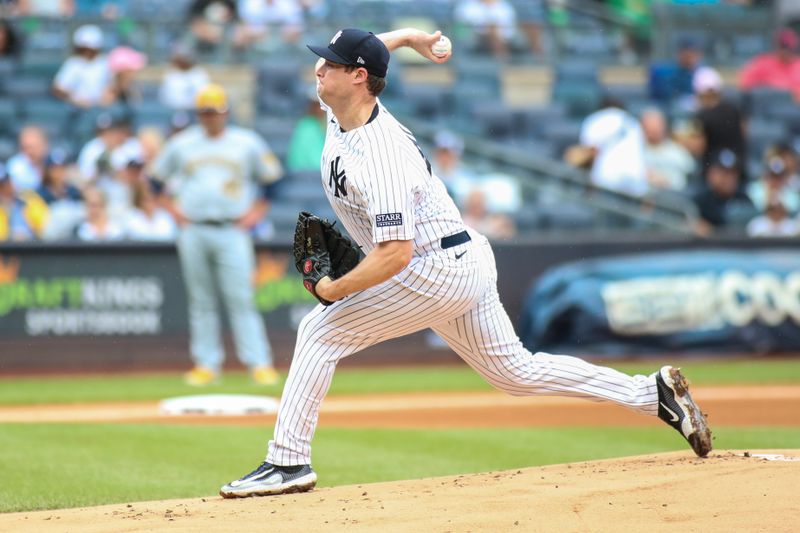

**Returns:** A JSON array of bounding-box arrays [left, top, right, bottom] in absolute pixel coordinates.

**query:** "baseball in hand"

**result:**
[[431, 35, 452, 57]]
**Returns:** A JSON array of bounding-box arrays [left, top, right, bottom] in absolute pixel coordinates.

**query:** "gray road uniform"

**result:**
[[153, 124, 282, 372]]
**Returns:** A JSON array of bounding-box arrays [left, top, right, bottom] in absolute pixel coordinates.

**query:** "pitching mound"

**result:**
[[3, 450, 797, 532]]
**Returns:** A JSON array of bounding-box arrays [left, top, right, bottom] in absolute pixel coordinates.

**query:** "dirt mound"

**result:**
[[3, 450, 797, 532]]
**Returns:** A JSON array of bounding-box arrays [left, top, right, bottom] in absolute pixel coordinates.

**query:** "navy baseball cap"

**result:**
[[710, 148, 739, 170], [308, 28, 390, 78], [45, 148, 71, 168]]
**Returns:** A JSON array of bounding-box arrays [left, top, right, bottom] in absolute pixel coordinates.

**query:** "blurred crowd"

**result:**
[[0, 2, 530, 243], [565, 26, 800, 238], [1, 1, 799, 243], [0, 20, 200, 243]]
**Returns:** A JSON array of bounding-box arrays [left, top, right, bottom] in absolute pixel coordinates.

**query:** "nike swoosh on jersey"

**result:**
[[455, 251, 467, 259], [660, 402, 680, 422]]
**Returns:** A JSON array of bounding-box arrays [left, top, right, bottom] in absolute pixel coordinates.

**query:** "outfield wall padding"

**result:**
[[1, 236, 797, 372]]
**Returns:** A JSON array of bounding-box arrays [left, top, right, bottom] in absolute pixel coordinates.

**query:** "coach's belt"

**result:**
[[191, 219, 236, 227], [440, 230, 471, 249]]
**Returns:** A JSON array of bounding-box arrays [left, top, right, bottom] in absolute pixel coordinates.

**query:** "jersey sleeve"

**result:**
[[362, 135, 421, 243]]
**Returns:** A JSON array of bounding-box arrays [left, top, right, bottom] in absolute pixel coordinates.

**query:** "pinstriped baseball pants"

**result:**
[[267, 231, 659, 466]]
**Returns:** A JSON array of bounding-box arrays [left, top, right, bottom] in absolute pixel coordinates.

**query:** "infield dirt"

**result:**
[[2, 386, 798, 531], [1, 450, 797, 532]]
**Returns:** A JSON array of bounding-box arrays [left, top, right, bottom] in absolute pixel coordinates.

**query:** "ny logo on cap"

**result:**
[[330, 30, 342, 44]]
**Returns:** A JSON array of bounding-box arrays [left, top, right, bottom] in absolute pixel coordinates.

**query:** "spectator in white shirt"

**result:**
[[187, 0, 246, 53], [98, 148, 146, 222], [462, 187, 516, 240], [159, 44, 210, 111], [747, 151, 800, 214], [455, 0, 517, 59], [52, 25, 111, 108], [640, 107, 696, 192], [75, 187, 125, 241], [747, 198, 798, 237], [77, 112, 141, 185], [237, 0, 304, 47], [124, 180, 177, 241], [576, 98, 649, 197], [6, 125, 49, 192]]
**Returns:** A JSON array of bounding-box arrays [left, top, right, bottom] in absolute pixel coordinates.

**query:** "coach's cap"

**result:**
[[73, 24, 103, 50], [195, 84, 229, 113], [308, 28, 390, 78]]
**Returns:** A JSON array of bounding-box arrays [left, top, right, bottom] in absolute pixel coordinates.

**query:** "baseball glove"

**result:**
[[293, 211, 362, 305]]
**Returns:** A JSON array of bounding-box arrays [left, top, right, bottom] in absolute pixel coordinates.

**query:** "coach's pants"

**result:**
[[267, 230, 658, 466], [177, 224, 272, 372]]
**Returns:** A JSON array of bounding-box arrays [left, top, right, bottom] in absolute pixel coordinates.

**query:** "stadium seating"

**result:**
[[515, 104, 568, 138], [256, 61, 305, 116], [470, 102, 517, 140], [652, 3, 774, 65], [539, 119, 582, 159], [3, 76, 52, 101], [747, 119, 789, 164], [0, 2, 789, 239], [0, 100, 16, 138]]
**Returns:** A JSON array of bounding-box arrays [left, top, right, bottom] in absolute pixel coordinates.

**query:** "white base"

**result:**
[[159, 394, 279, 416]]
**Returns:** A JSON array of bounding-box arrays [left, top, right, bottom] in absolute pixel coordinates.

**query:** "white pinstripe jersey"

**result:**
[[319, 99, 465, 256]]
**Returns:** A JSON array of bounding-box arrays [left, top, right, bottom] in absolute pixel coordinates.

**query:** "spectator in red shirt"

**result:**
[[739, 27, 800, 100]]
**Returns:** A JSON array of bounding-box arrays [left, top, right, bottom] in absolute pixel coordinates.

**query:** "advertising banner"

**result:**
[[0, 244, 449, 371], [0, 248, 318, 338], [519, 250, 800, 355]]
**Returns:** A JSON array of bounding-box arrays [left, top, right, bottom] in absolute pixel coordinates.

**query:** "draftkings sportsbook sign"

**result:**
[[0, 248, 316, 338], [0, 256, 163, 336]]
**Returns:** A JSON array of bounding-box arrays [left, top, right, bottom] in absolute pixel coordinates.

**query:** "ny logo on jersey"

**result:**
[[329, 156, 348, 198]]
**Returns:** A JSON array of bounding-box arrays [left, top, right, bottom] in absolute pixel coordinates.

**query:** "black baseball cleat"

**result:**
[[220, 462, 317, 498], [655, 366, 713, 457]]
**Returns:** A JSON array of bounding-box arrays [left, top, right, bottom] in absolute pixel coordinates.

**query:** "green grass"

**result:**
[[1, 359, 799, 406], [1, 423, 798, 513]]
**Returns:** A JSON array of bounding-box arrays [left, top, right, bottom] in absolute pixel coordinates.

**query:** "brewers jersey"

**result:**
[[152, 123, 277, 375], [153, 124, 281, 222]]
